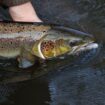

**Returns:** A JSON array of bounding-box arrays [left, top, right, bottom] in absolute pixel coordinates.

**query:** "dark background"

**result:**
[[0, 0, 105, 105]]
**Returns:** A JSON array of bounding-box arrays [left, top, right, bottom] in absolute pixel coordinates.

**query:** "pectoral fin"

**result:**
[[18, 48, 36, 69]]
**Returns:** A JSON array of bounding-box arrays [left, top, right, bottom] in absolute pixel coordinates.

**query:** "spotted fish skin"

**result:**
[[0, 22, 51, 58], [0, 22, 94, 68]]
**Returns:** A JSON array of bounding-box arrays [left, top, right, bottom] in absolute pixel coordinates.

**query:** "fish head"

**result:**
[[32, 29, 96, 59]]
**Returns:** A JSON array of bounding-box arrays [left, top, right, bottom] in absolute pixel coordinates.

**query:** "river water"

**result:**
[[0, 0, 105, 105]]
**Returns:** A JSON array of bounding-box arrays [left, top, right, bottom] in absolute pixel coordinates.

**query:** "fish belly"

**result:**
[[0, 49, 21, 58]]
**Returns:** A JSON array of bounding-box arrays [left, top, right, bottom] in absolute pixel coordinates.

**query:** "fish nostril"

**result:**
[[69, 41, 78, 47], [69, 40, 83, 47]]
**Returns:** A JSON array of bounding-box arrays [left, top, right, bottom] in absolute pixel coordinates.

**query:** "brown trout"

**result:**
[[0, 22, 97, 68]]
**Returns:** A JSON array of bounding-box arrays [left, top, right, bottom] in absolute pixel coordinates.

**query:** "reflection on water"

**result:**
[[0, 43, 100, 84], [48, 66, 105, 105], [0, 44, 105, 105], [1, 57, 105, 105], [0, 79, 50, 105]]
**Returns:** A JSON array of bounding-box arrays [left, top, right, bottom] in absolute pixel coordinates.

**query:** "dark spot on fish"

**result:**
[[10, 42, 12, 44], [43, 31, 46, 33], [22, 27, 24, 29], [4, 28, 7, 31]]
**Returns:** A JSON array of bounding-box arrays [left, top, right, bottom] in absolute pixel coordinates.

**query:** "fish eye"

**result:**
[[69, 40, 83, 47], [69, 41, 78, 46], [69, 41, 77, 46]]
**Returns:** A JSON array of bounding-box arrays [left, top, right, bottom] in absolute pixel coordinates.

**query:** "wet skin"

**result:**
[[0, 22, 95, 68]]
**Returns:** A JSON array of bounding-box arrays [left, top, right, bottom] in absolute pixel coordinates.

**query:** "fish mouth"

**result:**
[[69, 42, 98, 55]]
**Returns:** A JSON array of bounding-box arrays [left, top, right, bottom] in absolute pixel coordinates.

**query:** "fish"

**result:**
[[0, 22, 97, 68]]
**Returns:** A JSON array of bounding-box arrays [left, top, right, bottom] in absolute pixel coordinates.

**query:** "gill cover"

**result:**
[[32, 34, 71, 59], [32, 34, 47, 59], [41, 39, 71, 58]]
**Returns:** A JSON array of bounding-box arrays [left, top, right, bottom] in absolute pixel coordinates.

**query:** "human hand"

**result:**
[[9, 2, 42, 22]]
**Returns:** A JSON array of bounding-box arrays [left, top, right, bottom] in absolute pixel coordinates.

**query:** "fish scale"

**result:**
[[0, 22, 95, 68]]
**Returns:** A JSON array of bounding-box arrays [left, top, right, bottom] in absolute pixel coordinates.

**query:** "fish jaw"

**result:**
[[69, 42, 99, 54]]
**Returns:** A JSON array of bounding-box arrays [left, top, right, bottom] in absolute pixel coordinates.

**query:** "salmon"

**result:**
[[0, 22, 97, 68]]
